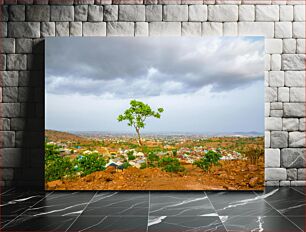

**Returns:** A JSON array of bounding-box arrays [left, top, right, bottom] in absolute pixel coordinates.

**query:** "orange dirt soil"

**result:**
[[46, 158, 264, 191]]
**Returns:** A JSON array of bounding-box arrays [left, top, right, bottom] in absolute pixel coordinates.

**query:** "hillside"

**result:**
[[45, 130, 88, 143]]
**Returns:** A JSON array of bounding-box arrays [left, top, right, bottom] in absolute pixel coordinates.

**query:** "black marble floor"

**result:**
[[0, 187, 305, 231]]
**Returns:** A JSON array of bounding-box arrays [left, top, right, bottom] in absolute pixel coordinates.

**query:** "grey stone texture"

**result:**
[[104, 5, 118, 21], [51, 6, 74, 21], [83, 22, 106, 36], [74, 5, 88, 21], [8, 22, 40, 38], [88, 5, 103, 21], [26, 5, 50, 21], [1, 2, 306, 187], [281, 148, 305, 168], [119, 5, 145, 21]]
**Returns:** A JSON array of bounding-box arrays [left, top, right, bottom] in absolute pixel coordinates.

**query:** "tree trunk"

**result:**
[[136, 128, 142, 146]]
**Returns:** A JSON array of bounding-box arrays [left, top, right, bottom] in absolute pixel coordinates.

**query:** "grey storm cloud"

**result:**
[[45, 37, 264, 98]]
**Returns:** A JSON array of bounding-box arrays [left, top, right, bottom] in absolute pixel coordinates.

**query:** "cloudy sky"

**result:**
[[45, 37, 264, 134]]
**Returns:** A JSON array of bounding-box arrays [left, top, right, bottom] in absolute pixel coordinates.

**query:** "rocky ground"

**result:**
[[46, 158, 264, 191]]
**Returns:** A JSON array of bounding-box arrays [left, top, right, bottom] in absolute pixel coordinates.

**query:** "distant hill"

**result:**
[[45, 130, 89, 143]]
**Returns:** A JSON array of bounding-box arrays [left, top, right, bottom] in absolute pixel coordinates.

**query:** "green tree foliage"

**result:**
[[75, 153, 106, 176], [45, 143, 106, 181], [193, 150, 222, 172], [158, 156, 185, 173], [127, 150, 136, 160], [117, 100, 164, 145], [45, 143, 74, 181]]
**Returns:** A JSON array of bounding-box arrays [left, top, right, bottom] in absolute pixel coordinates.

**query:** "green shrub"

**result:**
[[75, 153, 106, 176], [194, 150, 222, 172], [140, 163, 147, 169], [127, 151, 136, 160], [158, 156, 185, 173], [45, 143, 74, 181]]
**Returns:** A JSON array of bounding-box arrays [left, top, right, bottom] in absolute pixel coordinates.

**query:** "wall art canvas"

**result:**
[[45, 37, 264, 190]]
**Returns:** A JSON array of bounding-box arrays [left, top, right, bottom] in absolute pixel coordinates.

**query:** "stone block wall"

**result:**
[[0, 0, 305, 187]]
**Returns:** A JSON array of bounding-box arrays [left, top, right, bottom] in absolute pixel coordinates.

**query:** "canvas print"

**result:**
[[45, 37, 264, 190]]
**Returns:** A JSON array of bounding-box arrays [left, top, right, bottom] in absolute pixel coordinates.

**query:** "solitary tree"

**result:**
[[117, 100, 164, 146]]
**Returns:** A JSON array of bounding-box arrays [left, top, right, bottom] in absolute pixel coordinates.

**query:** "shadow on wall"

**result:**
[[14, 40, 45, 189]]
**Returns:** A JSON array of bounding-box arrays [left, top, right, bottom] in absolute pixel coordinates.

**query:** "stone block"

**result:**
[[290, 181, 306, 186], [239, 22, 274, 37], [255, 5, 279, 21], [239, 5, 255, 21], [299, 118, 305, 131], [290, 87, 304, 102], [1, 71, 18, 86], [281, 148, 305, 168], [8, 22, 40, 38], [51, 6, 74, 21], [16, 39, 32, 53], [104, 5, 118, 21], [265, 168, 287, 181], [265, 117, 282, 131], [208, 5, 238, 21], [287, 168, 297, 180], [1, 38, 15, 53], [294, 5, 305, 21], [163, 5, 188, 21], [189, 5, 207, 21], [83, 22, 106, 36], [145, 5, 162, 22], [9, 5, 25, 21], [280, 5, 293, 21], [119, 5, 145, 21], [70, 22, 82, 36], [7, 54, 27, 70], [74, 5, 88, 21], [284, 103, 304, 117], [55, 22, 69, 36], [265, 39, 282, 54], [2, 87, 18, 102], [297, 168, 305, 180], [265, 148, 280, 168], [282, 54, 305, 71], [293, 22, 305, 38], [149, 22, 181, 36], [41, 22, 55, 37], [88, 5, 103, 22], [289, 132, 305, 147], [182, 22, 201, 37], [270, 110, 283, 117], [265, 131, 270, 148], [269, 71, 284, 86], [202, 22, 222, 36], [223, 22, 237, 36], [283, 118, 299, 131], [296, 39, 305, 54], [26, 5, 50, 21], [265, 87, 277, 102], [3, 103, 20, 117], [107, 22, 134, 36], [271, 54, 281, 71], [270, 131, 288, 148], [283, 39, 296, 54], [135, 22, 148, 36], [285, 71, 305, 87], [275, 22, 292, 39]]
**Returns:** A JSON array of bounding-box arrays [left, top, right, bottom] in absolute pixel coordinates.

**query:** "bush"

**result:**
[[75, 153, 106, 176], [45, 143, 107, 181], [45, 143, 74, 181], [147, 152, 160, 167], [158, 156, 185, 173], [194, 150, 222, 172], [127, 150, 136, 160], [243, 146, 263, 164]]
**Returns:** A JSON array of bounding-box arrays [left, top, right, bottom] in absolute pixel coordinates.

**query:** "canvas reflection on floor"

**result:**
[[45, 37, 264, 190]]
